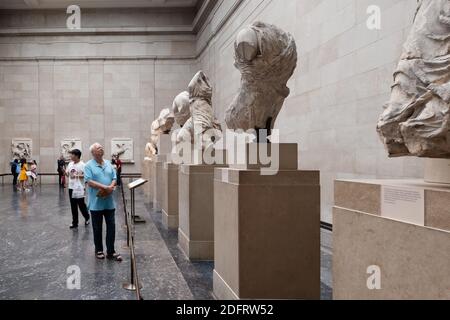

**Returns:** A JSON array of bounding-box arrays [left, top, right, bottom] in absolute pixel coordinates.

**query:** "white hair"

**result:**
[[90, 143, 102, 153]]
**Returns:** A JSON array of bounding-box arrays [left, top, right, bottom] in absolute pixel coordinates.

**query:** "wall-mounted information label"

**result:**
[[381, 185, 425, 226]]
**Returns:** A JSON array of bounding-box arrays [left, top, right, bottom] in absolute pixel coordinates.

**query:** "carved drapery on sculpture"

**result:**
[[176, 71, 222, 149], [61, 139, 82, 161], [225, 21, 298, 135], [11, 139, 32, 160], [172, 91, 191, 127], [377, 0, 450, 158], [145, 108, 175, 158]]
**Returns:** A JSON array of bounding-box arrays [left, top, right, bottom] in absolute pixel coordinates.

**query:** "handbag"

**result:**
[[72, 178, 85, 199]]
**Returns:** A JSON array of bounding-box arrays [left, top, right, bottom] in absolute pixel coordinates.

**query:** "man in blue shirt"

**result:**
[[84, 143, 122, 262]]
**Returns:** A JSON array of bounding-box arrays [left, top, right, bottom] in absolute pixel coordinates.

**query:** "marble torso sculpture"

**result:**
[[173, 91, 191, 128], [145, 108, 175, 158], [377, 0, 450, 158], [225, 21, 297, 138], [176, 71, 222, 149]]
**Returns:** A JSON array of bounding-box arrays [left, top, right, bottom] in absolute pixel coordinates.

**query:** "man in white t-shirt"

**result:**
[[66, 149, 90, 229]]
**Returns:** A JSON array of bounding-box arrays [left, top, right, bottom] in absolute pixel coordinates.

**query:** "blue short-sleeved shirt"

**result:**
[[84, 159, 117, 211]]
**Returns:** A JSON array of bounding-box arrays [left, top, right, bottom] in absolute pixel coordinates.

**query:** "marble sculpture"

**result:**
[[377, 0, 450, 158], [176, 71, 222, 149], [172, 91, 191, 127], [111, 138, 133, 162], [225, 21, 298, 140], [11, 139, 32, 160], [145, 108, 175, 158], [61, 139, 82, 161]]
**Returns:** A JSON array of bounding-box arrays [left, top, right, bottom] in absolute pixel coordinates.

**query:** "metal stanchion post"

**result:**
[[122, 189, 130, 250], [131, 189, 135, 219], [122, 209, 142, 292], [121, 178, 147, 298], [125, 198, 130, 248], [131, 188, 146, 224]]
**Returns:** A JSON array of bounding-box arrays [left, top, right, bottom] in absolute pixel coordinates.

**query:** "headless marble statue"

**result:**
[[225, 21, 298, 142], [145, 108, 175, 159], [377, 0, 450, 158], [172, 91, 191, 127], [176, 71, 222, 150]]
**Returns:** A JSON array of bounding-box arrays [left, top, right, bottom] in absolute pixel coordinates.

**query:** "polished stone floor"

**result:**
[[0, 184, 332, 300]]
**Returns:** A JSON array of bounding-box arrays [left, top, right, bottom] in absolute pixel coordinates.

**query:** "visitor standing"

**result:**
[[10, 159, 19, 188], [57, 155, 66, 188], [18, 159, 28, 192], [111, 157, 117, 171], [30, 160, 38, 187], [84, 143, 122, 262], [66, 149, 90, 229], [115, 156, 123, 187]]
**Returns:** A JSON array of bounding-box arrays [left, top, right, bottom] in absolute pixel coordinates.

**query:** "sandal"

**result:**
[[96, 252, 105, 260], [107, 253, 123, 262]]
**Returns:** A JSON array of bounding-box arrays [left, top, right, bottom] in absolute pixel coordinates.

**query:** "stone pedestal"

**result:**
[[141, 159, 153, 204], [229, 142, 298, 170], [153, 155, 167, 211], [158, 134, 173, 155], [425, 158, 450, 184], [213, 143, 321, 300], [162, 162, 179, 229], [333, 179, 450, 300], [178, 163, 226, 261], [152, 134, 173, 211]]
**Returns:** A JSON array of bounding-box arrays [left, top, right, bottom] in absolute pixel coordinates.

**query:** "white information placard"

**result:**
[[128, 178, 148, 190], [381, 185, 425, 226]]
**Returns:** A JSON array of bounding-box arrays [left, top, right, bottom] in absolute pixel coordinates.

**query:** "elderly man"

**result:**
[[84, 143, 122, 261]]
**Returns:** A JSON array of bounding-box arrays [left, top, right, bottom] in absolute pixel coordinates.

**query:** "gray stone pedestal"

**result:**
[[162, 162, 179, 229], [153, 155, 167, 211], [141, 159, 153, 204], [425, 159, 450, 184], [333, 179, 450, 299], [213, 143, 321, 300], [178, 163, 226, 261], [152, 135, 172, 211]]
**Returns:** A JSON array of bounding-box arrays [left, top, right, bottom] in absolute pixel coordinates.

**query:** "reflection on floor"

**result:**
[[0, 184, 332, 300]]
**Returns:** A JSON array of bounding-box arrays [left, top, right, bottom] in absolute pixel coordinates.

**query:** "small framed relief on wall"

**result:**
[[61, 139, 82, 161], [11, 139, 32, 161], [111, 138, 134, 163]]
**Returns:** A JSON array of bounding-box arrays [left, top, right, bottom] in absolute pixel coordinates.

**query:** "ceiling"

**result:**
[[0, 0, 203, 9]]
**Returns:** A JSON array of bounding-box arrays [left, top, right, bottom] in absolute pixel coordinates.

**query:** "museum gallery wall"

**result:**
[[0, 5, 198, 180], [0, 0, 423, 223]]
